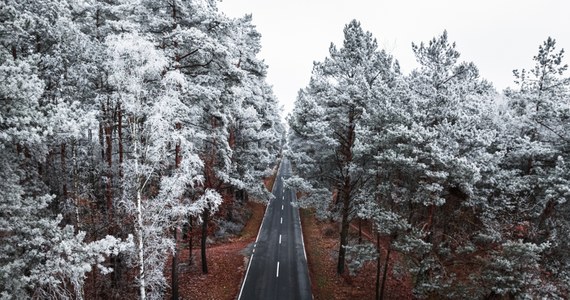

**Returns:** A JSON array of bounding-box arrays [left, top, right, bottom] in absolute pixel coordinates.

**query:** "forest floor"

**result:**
[[164, 200, 266, 300], [164, 166, 277, 299], [300, 209, 413, 300]]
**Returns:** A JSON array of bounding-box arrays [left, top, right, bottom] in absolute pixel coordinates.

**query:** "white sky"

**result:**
[[218, 0, 570, 118]]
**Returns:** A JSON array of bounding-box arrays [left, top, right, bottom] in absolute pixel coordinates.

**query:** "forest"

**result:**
[[287, 19, 570, 299], [2, 0, 570, 300], [1, 0, 284, 299]]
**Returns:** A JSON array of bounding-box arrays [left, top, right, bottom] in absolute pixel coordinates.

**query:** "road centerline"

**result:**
[[237, 158, 312, 300], [276, 261, 280, 278]]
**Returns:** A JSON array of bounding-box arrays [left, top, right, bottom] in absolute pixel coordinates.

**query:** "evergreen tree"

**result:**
[[288, 20, 399, 274], [1, 2, 132, 298], [489, 37, 570, 298]]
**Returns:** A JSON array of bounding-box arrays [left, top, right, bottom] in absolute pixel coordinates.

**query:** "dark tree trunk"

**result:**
[[337, 182, 351, 274], [336, 111, 355, 275], [61, 143, 67, 197], [170, 122, 182, 298], [201, 209, 209, 274], [358, 219, 363, 244], [99, 121, 105, 161], [171, 228, 179, 300], [379, 241, 392, 300], [375, 233, 381, 300], [175, 123, 182, 167], [104, 102, 113, 217], [118, 102, 123, 177], [188, 216, 193, 265]]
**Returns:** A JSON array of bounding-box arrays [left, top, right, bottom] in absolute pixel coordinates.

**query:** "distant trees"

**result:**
[[0, 1, 282, 299], [288, 21, 570, 299]]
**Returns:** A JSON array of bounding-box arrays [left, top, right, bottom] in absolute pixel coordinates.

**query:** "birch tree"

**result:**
[[105, 32, 219, 299]]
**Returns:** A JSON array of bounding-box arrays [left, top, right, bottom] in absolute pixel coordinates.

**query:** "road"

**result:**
[[238, 158, 312, 300]]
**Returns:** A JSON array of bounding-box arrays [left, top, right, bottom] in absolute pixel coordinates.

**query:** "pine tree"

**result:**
[[489, 37, 570, 298], [1, 2, 132, 298], [288, 20, 399, 274], [375, 31, 498, 297]]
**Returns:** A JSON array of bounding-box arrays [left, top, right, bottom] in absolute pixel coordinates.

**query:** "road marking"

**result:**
[[279, 234, 282, 244], [282, 205, 284, 210], [238, 159, 283, 300], [280, 217, 283, 224], [276, 261, 280, 277]]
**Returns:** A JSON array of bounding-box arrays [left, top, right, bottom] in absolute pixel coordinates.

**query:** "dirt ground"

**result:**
[[165, 201, 266, 300], [167, 205, 414, 300], [300, 209, 413, 300]]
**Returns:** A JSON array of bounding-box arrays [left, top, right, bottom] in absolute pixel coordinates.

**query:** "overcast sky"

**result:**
[[218, 0, 570, 117]]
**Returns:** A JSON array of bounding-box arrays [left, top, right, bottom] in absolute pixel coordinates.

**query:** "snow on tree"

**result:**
[[104, 31, 219, 299], [385, 31, 501, 298], [488, 37, 570, 298], [0, 52, 108, 300], [226, 15, 284, 203], [1, 2, 133, 298], [288, 19, 399, 274], [1, 0, 281, 298]]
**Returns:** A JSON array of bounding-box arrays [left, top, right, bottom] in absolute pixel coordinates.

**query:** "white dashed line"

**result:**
[[280, 217, 283, 224], [279, 234, 282, 244], [238, 160, 283, 300], [282, 205, 284, 210], [276, 261, 280, 277]]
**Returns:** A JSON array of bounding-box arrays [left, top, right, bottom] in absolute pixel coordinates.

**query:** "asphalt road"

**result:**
[[238, 158, 312, 300]]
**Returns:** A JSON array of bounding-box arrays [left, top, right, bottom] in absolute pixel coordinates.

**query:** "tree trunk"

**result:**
[[72, 141, 80, 226], [171, 228, 179, 300], [98, 121, 105, 161], [133, 123, 146, 300], [104, 104, 113, 217], [379, 241, 392, 300], [375, 233, 381, 300], [358, 219, 363, 244], [137, 189, 146, 300], [337, 183, 351, 274], [188, 216, 193, 265], [201, 209, 209, 274], [337, 110, 356, 274], [175, 123, 182, 167], [171, 122, 182, 298], [118, 102, 123, 177], [425, 204, 435, 244], [61, 143, 68, 198]]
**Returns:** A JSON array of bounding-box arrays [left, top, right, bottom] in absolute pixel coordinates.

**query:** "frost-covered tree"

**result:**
[[365, 31, 500, 298], [1, 2, 133, 298], [288, 20, 399, 274], [488, 37, 570, 299], [227, 15, 284, 203], [105, 31, 221, 299], [408, 32, 498, 298], [0, 0, 284, 298]]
